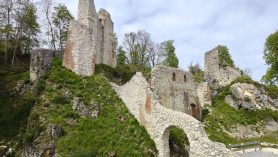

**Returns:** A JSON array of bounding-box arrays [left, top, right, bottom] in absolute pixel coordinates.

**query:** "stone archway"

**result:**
[[169, 127, 190, 157], [161, 126, 190, 157]]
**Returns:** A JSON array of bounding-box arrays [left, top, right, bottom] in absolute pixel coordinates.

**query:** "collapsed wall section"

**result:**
[[63, 0, 116, 76], [205, 48, 241, 87]]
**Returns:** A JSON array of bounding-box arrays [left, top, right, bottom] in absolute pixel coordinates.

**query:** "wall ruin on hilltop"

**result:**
[[150, 66, 202, 120], [63, 0, 116, 76], [205, 47, 242, 88]]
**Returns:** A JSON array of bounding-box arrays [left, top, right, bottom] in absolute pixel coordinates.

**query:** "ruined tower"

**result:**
[[63, 0, 116, 76], [204, 47, 242, 87]]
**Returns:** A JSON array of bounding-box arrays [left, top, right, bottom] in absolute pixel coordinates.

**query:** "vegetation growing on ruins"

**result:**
[[22, 58, 157, 156], [204, 76, 278, 145], [188, 63, 204, 83], [217, 45, 235, 68]]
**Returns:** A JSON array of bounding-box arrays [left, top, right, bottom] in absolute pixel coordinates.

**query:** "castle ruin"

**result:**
[[63, 0, 116, 76], [150, 66, 202, 120], [205, 47, 242, 88]]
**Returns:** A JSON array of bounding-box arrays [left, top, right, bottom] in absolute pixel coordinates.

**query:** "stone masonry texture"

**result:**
[[205, 47, 242, 87], [63, 0, 116, 76], [111, 73, 239, 157], [150, 66, 202, 120]]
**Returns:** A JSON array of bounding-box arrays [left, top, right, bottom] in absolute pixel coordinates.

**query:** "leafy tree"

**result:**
[[0, 0, 15, 65], [52, 3, 73, 50], [217, 45, 235, 67], [123, 30, 155, 66], [117, 46, 127, 66], [161, 40, 179, 68], [188, 62, 204, 83], [262, 30, 278, 85], [19, 3, 40, 54]]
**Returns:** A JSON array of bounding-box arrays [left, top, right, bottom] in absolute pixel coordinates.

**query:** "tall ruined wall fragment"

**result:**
[[63, 0, 116, 76], [150, 66, 202, 120], [205, 47, 241, 87], [98, 9, 117, 68], [63, 20, 95, 76]]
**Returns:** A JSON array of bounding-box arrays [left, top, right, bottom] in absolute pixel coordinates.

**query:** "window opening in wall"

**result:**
[[172, 73, 176, 81], [184, 75, 187, 82]]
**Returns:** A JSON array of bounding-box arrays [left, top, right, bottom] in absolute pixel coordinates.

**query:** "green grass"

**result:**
[[24, 58, 157, 156], [96, 64, 151, 85], [0, 67, 36, 143], [204, 77, 278, 145]]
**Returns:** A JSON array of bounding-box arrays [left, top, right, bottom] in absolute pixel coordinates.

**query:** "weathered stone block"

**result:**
[[30, 49, 54, 83]]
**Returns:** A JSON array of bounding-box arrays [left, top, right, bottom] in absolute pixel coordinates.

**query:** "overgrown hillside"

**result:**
[[203, 76, 278, 145], [0, 60, 35, 145], [22, 58, 157, 156]]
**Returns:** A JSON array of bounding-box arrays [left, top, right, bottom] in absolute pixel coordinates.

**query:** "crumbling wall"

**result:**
[[112, 73, 238, 157], [63, 20, 95, 76], [205, 47, 241, 87], [63, 0, 116, 76], [197, 82, 212, 106], [98, 9, 117, 68], [150, 66, 201, 120], [30, 49, 54, 83]]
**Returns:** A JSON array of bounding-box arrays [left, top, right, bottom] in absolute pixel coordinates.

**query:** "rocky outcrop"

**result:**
[[72, 97, 100, 118], [225, 83, 278, 111], [228, 119, 278, 139], [21, 125, 58, 157]]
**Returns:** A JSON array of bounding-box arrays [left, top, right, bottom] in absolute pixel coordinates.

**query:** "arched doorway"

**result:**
[[190, 104, 199, 120], [164, 126, 190, 157]]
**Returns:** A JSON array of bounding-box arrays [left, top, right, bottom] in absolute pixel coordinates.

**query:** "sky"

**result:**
[[55, 0, 278, 81]]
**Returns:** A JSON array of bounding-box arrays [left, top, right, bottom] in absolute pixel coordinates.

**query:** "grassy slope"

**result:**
[[24, 59, 157, 156], [0, 67, 35, 143], [204, 76, 278, 145]]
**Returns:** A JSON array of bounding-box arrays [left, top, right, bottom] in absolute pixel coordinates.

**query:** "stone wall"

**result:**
[[112, 73, 238, 157], [63, 20, 95, 76], [150, 66, 202, 120], [197, 82, 212, 106], [98, 9, 117, 68], [63, 0, 116, 76], [205, 47, 241, 87], [30, 49, 54, 82]]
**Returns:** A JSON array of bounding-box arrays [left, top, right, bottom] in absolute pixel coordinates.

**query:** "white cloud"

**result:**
[[57, 0, 278, 81]]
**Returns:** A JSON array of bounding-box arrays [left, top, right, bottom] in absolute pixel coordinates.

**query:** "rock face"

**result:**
[[63, 0, 116, 76], [150, 66, 202, 120], [30, 49, 54, 83], [72, 97, 100, 118], [225, 83, 278, 111], [228, 119, 278, 139], [112, 73, 238, 157], [205, 47, 242, 88]]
